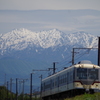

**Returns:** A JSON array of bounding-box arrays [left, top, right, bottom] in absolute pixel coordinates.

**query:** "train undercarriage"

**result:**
[[42, 88, 95, 100]]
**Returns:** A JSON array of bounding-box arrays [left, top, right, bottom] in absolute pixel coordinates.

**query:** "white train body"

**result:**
[[41, 61, 100, 98]]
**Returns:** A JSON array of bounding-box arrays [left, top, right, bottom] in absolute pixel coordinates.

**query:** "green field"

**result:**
[[64, 93, 100, 100]]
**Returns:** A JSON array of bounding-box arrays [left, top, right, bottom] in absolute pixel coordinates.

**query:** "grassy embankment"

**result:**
[[64, 93, 100, 100]]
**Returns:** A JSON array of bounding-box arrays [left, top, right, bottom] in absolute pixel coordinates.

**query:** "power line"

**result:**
[[72, 47, 97, 65], [55, 47, 97, 71]]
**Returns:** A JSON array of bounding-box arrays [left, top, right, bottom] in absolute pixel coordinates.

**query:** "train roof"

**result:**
[[78, 60, 92, 64], [75, 60, 100, 68], [42, 65, 73, 81]]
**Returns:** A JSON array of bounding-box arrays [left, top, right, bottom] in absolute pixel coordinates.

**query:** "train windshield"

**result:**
[[77, 68, 98, 80]]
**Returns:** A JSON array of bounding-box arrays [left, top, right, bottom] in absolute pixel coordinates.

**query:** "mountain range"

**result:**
[[0, 28, 97, 55], [0, 28, 98, 93]]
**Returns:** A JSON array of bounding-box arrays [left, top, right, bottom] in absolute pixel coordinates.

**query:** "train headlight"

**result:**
[[93, 65, 96, 68], [96, 84, 98, 87], [76, 84, 79, 86], [79, 65, 81, 67], [79, 64, 84, 68]]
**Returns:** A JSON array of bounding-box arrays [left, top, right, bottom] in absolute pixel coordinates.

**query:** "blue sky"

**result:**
[[0, 0, 100, 36]]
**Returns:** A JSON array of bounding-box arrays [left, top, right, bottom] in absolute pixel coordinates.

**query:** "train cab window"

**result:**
[[88, 69, 98, 79], [77, 68, 98, 80], [77, 68, 87, 79]]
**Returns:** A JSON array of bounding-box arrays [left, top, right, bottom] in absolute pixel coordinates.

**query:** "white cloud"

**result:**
[[0, 8, 100, 36], [0, 0, 100, 10], [78, 15, 100, 20]]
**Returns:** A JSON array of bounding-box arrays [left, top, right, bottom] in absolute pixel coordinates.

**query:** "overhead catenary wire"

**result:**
[[74, 49, 91, 62], [56, 48, 92, 71]]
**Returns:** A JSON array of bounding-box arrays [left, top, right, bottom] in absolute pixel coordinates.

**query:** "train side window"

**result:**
[[65, 74, 67, 83], [62, 75, 64, 83], [70, 70, 73, 82], [73, 68, 75, 80], [52, 79, 54, 88], [61, 76, 62, 84], [59, 75, 65, 85], [67, 72, 69, 83], [59, 76, 61, 84], [63, 74, 65, 83], [45, 80, 51, 90], [64, 74, 67, 83], [55, 77, 58, 87], [69, 72, 71, 82]]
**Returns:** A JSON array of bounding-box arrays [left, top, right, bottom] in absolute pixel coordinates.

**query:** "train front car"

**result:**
[[41, 60, 100, 100], [74, 60, 100, 93]]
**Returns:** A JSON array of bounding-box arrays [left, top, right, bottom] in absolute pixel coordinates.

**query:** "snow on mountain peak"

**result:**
[[67, 31, 97, 48], [0, 28, 98, 55]]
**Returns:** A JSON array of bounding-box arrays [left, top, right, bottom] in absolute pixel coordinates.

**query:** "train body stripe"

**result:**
[[74, 81, 100, 85]]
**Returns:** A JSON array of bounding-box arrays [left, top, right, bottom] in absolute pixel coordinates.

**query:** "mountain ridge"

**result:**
[[0, 28, 98, 56]]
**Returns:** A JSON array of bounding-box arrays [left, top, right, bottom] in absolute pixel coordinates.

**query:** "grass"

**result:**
[[64, 92, 100, 100]]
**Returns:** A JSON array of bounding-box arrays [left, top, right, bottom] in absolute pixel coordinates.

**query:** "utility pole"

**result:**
[[53, 62, 56, 74], [98, 37, 100, 66], [72, 48, 75, 65], [10, 78, 13, 100], [22, 80, 24, 96], [10, 78, 12, 93], [39, 75, 42, 100], [49, 62, 57, 74], [21, 79, 28, 100], [18, 80, 22, 94], [7, 81, 9, 100], [4, 74, 6, 86], [30, 73, 34, 100], [16, 78, 18, 100], [32, 69, 49, 99]]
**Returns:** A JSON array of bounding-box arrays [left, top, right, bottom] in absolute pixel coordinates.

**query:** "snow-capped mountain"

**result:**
[[0, 28, 97, 56], [0, 28, 98, 92]]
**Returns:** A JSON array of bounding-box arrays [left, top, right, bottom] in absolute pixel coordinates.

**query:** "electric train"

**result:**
[[41, 60, 100, 100]]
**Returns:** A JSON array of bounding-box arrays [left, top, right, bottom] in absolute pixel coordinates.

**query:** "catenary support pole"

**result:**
[[30, 73, 33, 100], [10, 78, 13, 100], [98, 37, 100, 66], [72, 48, 75, 65], [53, 62, 56, 74]]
